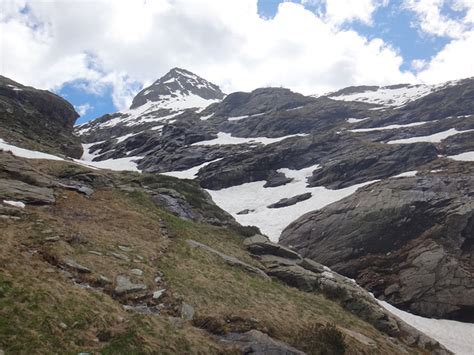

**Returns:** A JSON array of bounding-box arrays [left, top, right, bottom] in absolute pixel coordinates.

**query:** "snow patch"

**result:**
[[161, 159, 223, 179], [330, 83, 446, 107], [387, 128, 474, 144], [392, 170, 418, 178], [115, 133, 138, 143], [347, 117, 370, 123], [448, 151, 474, 162], [192, 132, 308, 146], [350, 121, 429, 132], [0, 138, 64, 161], [3, 200, 26, 208], [379, 300, 474, 355]]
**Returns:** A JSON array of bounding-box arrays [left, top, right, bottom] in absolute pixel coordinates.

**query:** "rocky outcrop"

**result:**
[[0, 76, 82, 158], [0, 178, 55, 204], [243, 235, 450, 354], [186, 239, 269, 279], [217, 329, 306, 355], [267, 192, 312, 208], [280, 173, 474, 321]]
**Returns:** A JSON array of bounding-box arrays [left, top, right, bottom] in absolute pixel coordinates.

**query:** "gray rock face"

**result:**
[[152, 193, 195, 220], [0, 75, 82, 158], [280, 174, 474, 321], [218, 329, 306, 355], [0, 178, 55, 204]]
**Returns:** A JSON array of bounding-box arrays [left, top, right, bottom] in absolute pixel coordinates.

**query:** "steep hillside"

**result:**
[[0, 76, 82, 158], [0, 150, 447, 354]]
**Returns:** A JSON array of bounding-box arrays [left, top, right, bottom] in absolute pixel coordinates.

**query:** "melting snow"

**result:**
[[192, 132, 308, 146], [330, 84, 443, 107], [115, 133, 138, 143], [228, 112, 268, 121], [387, 128, 474, 144], [448, 151, 474, 162], [79, 143, 142, 172], [3, 200, 26, 208], [161, 158, 223, 179], [0, 138, 64, 161], [207, 164, 379, 241], [350, 121, 429, 132], [379, 300, 474, 355], [392, 170, 418, 178], [347, 117, 370, 123], [200, 113, 214, 121], [7, 84, 23, 91]]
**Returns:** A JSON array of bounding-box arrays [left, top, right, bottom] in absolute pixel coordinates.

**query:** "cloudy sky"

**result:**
[[1, 0, 474, 123]]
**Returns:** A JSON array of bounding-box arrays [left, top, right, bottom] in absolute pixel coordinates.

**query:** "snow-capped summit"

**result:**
[[75, 68, 225, 137], [130, 67, 225, 110]]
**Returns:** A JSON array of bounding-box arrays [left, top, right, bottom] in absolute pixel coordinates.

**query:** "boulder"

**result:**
[[267, 192, 312, 209], [243, 235, 301, 260], [114, 275, 147, 295], [218, 330, 305, 355], [186, 239, 269, 280]]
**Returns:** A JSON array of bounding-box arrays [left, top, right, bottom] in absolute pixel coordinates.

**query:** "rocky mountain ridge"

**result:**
[[73, 69, 474, 326]]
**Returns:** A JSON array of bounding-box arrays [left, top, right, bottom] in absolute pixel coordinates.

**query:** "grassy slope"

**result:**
[[0, 156, 425, 354]]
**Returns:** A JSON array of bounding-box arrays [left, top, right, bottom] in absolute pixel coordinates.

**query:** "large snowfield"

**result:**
[[206, 164, 378, 241]]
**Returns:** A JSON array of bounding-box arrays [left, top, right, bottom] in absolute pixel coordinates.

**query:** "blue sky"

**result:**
[[3, 0, 473, 125]]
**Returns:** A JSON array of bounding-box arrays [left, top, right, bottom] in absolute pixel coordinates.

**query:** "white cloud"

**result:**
[[416, 30, 474, 83], [401, 0, 474, 83], [75, 103, 92, 116], [0, 0, 419, 111], [404, 0, 474, 38], [324, 0, 388, 26]]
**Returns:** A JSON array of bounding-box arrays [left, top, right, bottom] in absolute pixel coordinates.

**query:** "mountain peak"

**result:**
[[130, 68, 225, 109]]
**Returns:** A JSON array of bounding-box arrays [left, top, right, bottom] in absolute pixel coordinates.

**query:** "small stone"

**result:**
[[109, 252, 130, 261], [41, 228, 54, 234], [181, 303, 195, 321], [98, 275, 111, 284], [67, 234, 88, 245], [45, 236, 60, 242], [64, 259, 91, 273], [130, 269, 143, 276], [153, 289, 166, 300], [118, 245, 132, 252], [88, 250, 103, 256], [59, 322, 68, 330], [154, 276, 162, 283], [114, 275, 147, 295], [135, 255, 144, 260]]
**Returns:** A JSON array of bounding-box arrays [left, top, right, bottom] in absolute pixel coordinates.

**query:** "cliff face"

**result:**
[[0, 76, 82, 158]]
